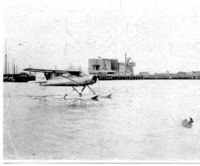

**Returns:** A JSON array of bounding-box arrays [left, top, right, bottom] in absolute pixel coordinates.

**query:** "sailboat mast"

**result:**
[[5, 39, 7, 75]]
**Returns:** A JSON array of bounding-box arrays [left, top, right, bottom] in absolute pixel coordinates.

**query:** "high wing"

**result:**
[[24, 67, 82, 76]]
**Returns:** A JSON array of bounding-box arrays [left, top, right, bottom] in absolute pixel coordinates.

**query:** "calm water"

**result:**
[[3, 80, 200, 161]]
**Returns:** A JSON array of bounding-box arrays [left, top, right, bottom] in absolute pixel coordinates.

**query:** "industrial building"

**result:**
[[88, 54, 136, 76]]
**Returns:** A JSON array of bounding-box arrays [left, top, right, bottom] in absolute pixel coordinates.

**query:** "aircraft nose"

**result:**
[[92, 75, 98, 83]]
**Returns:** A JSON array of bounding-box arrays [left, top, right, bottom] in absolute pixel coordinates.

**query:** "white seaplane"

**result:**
[[24, 68, 111, 100]]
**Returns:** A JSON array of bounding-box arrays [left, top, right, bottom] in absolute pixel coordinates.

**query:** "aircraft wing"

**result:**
[[24, 67, 81, 76]]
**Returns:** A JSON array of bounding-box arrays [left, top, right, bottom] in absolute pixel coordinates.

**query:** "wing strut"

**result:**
[[62, 75, 80, 85]]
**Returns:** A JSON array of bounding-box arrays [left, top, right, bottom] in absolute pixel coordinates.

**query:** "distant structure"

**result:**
[[88, 53, 136, 76]]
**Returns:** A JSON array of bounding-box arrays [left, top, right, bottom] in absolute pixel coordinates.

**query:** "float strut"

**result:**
[[81, 86, 86, 93], [73, 86, 82, 97], [87, 85, 96, 95]]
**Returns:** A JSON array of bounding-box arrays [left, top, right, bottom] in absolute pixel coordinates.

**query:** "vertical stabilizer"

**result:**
[[35, 72, 47, 82]]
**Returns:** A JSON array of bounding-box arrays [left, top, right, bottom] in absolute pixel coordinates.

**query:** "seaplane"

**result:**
[[24, 67, 111, 100]]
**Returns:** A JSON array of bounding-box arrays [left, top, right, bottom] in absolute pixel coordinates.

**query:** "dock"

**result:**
[[98, 75, 200, 80]]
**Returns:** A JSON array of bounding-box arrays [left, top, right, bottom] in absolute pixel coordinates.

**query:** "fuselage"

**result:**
[[41, 75, 96, 86]]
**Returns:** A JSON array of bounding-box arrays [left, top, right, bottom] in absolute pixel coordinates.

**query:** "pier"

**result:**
[[99, 75, 143, 80], [98, 75, 200, 80]]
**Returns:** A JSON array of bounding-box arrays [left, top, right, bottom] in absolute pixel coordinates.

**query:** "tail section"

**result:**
[[28, 72, 47, 83], [36, 72, 47, 82]]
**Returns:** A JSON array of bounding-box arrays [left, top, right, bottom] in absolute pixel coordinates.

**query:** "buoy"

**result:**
[[181, 117, 194, 128]]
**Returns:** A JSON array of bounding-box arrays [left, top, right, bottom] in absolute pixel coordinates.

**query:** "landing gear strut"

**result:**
[[64, 85, 98, 100], [87, 85, 96, 95], [73, 86, 83, 97], [71, 85, 96, 97]]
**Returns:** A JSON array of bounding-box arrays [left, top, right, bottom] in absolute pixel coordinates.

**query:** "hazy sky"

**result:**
[[3, 0, 200, 74]]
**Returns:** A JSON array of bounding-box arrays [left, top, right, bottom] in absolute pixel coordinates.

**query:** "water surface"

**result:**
[[3, 80, 200, 161]]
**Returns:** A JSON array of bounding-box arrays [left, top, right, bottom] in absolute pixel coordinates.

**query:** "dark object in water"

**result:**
[[189, 117, 193, 125], [182, 117, 194, 128]]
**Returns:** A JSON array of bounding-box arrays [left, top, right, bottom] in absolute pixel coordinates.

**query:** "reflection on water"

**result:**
[[3, 80, 200, 160]]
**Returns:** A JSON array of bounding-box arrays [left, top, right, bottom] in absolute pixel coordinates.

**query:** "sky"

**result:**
[[3, 0, 200, 74]]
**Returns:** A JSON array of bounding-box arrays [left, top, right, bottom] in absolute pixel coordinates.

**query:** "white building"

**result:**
[[88, 54, 136, 76]]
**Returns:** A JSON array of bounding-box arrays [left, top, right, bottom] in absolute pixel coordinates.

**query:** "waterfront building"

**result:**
[[174, 71, 188, 78], [186, 71, 200, 79], [139, 72, 150, 77], [154, 72, 170, 79], [88, 58, 117, 75], [88, 54, 135, 76], [191, 71, 200, 76]]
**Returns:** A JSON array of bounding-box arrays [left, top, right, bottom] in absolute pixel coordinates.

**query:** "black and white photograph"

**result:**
[[2, 0, 200, 163]]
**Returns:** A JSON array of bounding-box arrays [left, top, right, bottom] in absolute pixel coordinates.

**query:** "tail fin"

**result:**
[[36, 72, 47, 83]]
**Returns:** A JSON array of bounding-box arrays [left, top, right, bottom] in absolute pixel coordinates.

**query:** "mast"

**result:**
[[14, 60, 15, 74], [12, 59, 16, 74], [124, 52, 127, 75], [29, 64, 31, 75], [16, 65, 18, 74], [7, 62, 9, 74], [5, 39, 7, 75], [12, 59, 14, 74]]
